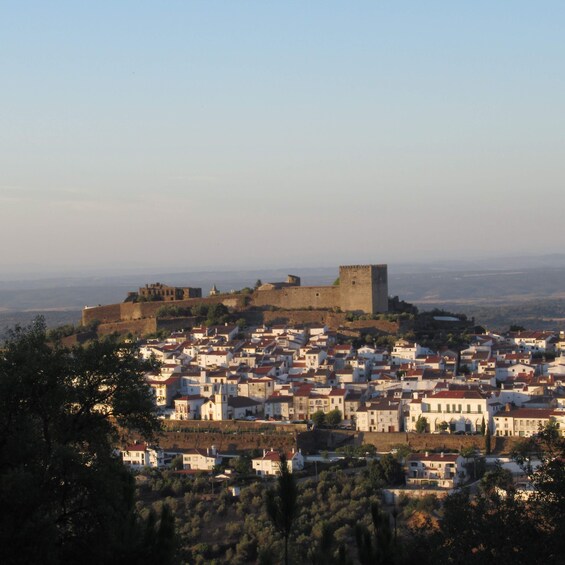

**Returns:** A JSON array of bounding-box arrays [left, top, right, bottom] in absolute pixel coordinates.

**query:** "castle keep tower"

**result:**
[[339, 264, 388, 314]]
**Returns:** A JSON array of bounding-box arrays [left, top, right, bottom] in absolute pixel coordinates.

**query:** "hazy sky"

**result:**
[[1, 1, 564, 274]]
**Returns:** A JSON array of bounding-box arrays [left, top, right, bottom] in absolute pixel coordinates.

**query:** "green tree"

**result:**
[[311, 410, 326, 428], [233, 454, 252, 476], [356, 502, 394, 564], [415, 416, 428, 433], [368, 454, 405, 487], [326, 409, 342, 428], [266, 454, 298, 565], [480, 461, 514, 495], [485, 424, 492, 455], [509, 324, 526, 332], [170, 455, 184, 471], [480, 416, 486, 436], [0, 319, 164, 565]]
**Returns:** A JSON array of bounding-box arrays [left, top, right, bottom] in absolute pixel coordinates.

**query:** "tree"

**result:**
[[480, 416, 486, 436], [311, 410, 326, 428], [509, 324, 526, 333], [426, 421, 565, 564], [480, 461, 514, 496], [356, 502, 394, 564], [368, 454, 405, 487], [512, 420, 565, 557], [233, 454, 252, 476], [254, 279, 263, 289], [415, 416, 428, 434], [326, 409, 342, 428], [485, 424, 492, 455], [170, 455, 184, 471], [266, 454, 298, 565], [0, 319, 164, 564]]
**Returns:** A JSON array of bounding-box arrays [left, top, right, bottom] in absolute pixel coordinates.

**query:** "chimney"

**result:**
[[441, 452, 444, 458], [425, 451, 429, 457]]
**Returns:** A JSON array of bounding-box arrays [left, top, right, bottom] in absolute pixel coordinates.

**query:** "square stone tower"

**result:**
[[339, 264, 388, 314]]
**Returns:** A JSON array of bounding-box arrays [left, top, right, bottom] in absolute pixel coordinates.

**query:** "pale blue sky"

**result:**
[[1, 1, 564, 273]]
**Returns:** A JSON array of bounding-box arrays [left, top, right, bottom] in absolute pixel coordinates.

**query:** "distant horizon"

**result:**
[[3, 251, 565, 283]]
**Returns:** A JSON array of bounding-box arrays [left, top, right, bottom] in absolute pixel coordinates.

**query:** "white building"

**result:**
[[405, 452, 467, 488], [420, 390, 497, 433], [182, 446, 221, 471], [252, 449, 305, 477], [201, 388, 229, 421]]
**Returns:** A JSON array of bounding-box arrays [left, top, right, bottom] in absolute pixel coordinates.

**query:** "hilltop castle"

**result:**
[[82, 264, 388, 329], [251, 264, 388, 314]]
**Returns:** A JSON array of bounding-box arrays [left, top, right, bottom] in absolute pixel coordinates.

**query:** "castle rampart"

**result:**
[[81, 264, 388, 329], [250, 286, 340, 311], [82, 295, 246, 326]]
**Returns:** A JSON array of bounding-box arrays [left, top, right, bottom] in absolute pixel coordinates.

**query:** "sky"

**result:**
[[1, 1, 564, 275]]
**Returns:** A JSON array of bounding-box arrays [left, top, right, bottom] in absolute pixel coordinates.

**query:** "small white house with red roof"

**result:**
[[252, 449, 305, 477]]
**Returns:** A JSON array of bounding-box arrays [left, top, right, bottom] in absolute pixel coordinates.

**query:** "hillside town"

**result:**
[[121, 322, 565, 485]]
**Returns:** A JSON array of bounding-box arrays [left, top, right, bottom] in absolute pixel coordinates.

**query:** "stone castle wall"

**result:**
[[82, 303, 122, 325], [261, 309, 349, 328], [250, 286, 341, 311], [81, 264, 388, 330], [97, 318, 158, 337], [83, 295, 246, 326]]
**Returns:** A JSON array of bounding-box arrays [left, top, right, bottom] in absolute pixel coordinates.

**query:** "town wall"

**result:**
[[262, 309, 349, 328], [82, 303, 121, 325], [82, 295, 246, 325], [251, 286, 341, 311], [359, 432, 518, 455], [97, 318, 158, 337]]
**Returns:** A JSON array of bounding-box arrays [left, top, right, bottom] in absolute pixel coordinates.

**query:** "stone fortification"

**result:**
[[251, 285, 340, 310], [339, 264, 388, 314], [252, 264, 388, 314], [81, 264, 388, 329], [82, 294, 246, 326]]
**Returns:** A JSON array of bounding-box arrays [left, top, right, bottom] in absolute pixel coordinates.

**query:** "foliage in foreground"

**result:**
[[0, 319, 169, 565]]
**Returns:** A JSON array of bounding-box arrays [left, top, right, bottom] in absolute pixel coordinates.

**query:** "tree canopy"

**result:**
[[266, 454, 298, 565], [0, 319, 165, 564]]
